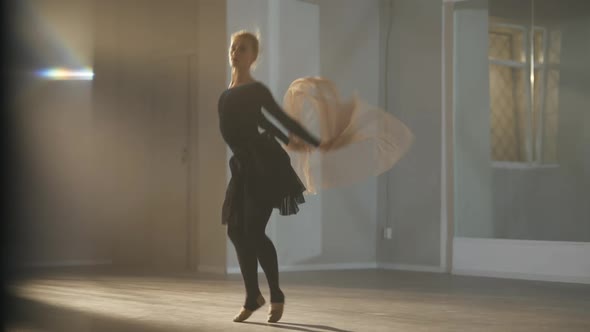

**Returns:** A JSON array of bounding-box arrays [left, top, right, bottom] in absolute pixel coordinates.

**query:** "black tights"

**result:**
[[227, 201, 284, 310]]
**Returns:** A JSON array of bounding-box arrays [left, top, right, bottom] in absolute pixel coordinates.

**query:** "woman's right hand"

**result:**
[[286, 136, 314, 152], [286, 134, 328, 152], [317, 141, 330, 152]]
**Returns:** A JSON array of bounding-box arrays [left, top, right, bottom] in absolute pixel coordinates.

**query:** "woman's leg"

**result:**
[[242, 200, 280, 301], [249, 201, 285, 323], [227, 220, 263, 311], [227, 197, 284, 313], [257, 233, 285, 303]]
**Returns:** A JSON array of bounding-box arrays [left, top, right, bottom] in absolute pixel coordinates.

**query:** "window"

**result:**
[[488, 20, 561, 165]]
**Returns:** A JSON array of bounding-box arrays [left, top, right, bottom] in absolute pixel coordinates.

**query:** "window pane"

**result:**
[[489, 63, 527, 161], [489, 24, 526, 62]]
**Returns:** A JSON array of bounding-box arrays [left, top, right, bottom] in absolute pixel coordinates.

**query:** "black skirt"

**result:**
[[221, 132, 306, 226]]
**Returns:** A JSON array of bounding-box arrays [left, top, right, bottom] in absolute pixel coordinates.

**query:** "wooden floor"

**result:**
[[6, 269, 590, 332]]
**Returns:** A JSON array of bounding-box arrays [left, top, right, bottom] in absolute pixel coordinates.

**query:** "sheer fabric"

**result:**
[[283, 77, 414, 194]]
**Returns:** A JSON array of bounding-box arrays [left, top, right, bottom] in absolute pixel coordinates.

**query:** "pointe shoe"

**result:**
[[267, 302, 284, 323], [233, 294, 266, 322]]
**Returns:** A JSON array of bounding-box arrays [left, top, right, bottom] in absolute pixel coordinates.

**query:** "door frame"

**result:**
[[148, 52, 196, 272]]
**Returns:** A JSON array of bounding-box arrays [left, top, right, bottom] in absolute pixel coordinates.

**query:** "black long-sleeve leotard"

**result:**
[[218, 81, 320, 149], [218, 81, 320, 225]]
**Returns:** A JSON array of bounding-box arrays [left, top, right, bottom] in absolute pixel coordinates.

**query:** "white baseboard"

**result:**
[[453, 237, 590, 284], [227, 262, 379, 274], [226, 262, 447, 274], [452, 268, 590, 284], [378, 263, 445, 273], [281, 262, 379, 272], [22, 259, 113, 268]]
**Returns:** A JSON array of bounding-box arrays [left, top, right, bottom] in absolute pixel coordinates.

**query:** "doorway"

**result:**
[[149, 54, 195, 271]]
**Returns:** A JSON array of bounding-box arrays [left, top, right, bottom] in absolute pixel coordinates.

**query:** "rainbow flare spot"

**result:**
[[37, 67, 94, 80]]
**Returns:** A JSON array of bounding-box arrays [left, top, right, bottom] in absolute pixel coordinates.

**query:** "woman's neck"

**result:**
[[230, 68, 254, 88]]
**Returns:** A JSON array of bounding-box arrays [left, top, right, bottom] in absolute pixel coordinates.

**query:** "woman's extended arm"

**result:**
[[258, 83, 320, 147], [259, 114, 290, 145]]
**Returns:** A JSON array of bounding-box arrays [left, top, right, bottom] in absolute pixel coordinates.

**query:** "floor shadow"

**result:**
[[242, 321, 354, 332], [280, 322, 354, 332]]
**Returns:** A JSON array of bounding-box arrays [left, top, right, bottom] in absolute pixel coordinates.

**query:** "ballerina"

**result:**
[[218, 30, 320, 323], [218, 29, 413, 324]]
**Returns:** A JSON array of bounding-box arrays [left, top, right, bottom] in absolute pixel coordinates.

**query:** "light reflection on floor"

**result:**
[[10, 276, 245, 330], [7, 270, 590, 332]]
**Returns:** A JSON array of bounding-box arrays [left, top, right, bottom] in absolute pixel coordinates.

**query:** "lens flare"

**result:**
[[37, 67, 94, 80]]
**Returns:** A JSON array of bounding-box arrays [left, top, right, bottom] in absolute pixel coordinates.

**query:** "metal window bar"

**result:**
[[525, 25, 534, 163], [535, 27, 549, 164]]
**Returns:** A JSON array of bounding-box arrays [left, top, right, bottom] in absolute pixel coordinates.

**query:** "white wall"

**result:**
[[377, 0, 444, 270], [313, 0, 380, 267], [492, 167, 589, 241], [452, 0, 494, 238], [195, 0, 229, 274], [270, 0, 324, 268]]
